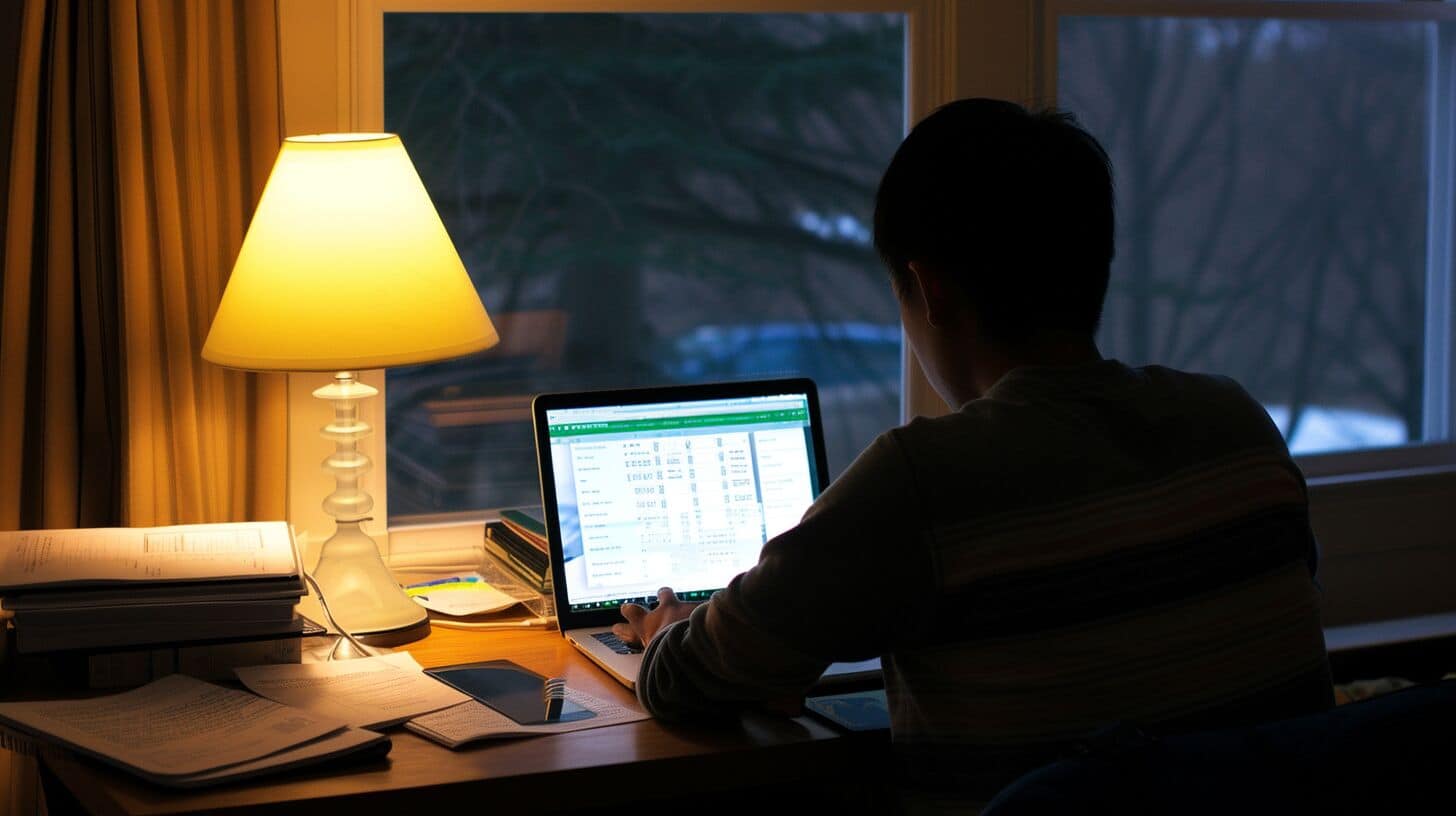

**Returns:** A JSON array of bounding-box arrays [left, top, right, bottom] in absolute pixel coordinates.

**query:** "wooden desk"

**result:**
[[36, 627, 888, 815]]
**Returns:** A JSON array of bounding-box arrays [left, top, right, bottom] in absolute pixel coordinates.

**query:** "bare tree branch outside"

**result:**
[[385, 13, 1435, 517], [384, 14, 905, 517], [1061, 17, 1430, 454]]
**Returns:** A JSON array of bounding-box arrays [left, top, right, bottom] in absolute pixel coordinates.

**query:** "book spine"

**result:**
[[500, 543, 548, 576], [486, 519, 543, 551], [176, 637, 300, 681], [485, 524, 548, 570], [87, 638, 302, 689], [481, 542, 551, 593], [14, 601, 298, 627], [499, 508, 548, 540], [498, 518, 548, 552], [87, 649, 157, 689], [493, 551, 549, 591]]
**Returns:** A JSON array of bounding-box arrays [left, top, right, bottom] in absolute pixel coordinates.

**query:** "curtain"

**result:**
[[1, 0, 287, 531], [0, 0, 121, 531], [110, 0, 288, 524], [1, 2, 286, 808]]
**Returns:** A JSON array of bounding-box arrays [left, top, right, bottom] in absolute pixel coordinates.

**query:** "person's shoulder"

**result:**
[[1136, 363, 1249, 395], [890, 391, 1031, 451], [1134, 363, 1260, 407], [818, 413, 980, 496], [1136, 364, 1287, 448]]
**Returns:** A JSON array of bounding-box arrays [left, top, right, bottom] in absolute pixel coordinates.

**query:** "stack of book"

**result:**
[[0, 522, 310, 687], [483, 508, 552, 593]]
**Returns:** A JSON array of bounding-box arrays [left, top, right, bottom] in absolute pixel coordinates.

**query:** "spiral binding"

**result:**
[[542, 676, 567, 722]]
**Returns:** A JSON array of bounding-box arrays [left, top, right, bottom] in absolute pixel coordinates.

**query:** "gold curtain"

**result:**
[[110, 0, 288, 525], [0, 0, 122, 531], [1, 1, 287, 806], [1, 0, 288, 532]]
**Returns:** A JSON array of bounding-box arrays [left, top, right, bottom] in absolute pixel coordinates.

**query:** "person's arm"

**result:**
[[624, 430, 939, 722], [1223, 375, 1321, 582]]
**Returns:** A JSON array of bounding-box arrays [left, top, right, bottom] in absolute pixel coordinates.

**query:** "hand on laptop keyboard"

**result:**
[[612, 587, 699, 649]]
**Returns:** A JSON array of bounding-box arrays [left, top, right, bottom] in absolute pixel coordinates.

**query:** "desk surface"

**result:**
[[38, 627, 882, 816]]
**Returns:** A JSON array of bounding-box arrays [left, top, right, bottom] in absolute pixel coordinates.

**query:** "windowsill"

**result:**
[[1324, 611, 1456, 653], [382, 520, 489, 574], [1306, 462, 1456, 490], [1325, 612, 1456, 684]]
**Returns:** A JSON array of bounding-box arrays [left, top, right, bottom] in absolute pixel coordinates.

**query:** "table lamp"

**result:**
[[203, 133, 497, 643]]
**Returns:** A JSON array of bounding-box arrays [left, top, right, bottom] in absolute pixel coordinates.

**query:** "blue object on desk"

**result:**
[[409, 575, 482, 588], [804, 688, 891, 732], [427, 660, 595, 725]]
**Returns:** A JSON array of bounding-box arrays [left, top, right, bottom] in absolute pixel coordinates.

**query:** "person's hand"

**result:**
[[613, 587, 698, 648]]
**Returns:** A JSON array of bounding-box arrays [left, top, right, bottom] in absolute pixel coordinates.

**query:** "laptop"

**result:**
[[531, 378, 880, 690]]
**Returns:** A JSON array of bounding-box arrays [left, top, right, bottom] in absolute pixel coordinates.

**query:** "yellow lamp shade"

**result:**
[[203, 133, 497, 371]]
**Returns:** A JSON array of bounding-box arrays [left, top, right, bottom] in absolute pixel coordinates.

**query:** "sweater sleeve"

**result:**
[[636, 430, 939, 722], [1216, 375, 1322, 582]]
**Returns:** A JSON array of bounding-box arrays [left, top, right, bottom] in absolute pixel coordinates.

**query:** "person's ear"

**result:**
[[907, 261, 949, 329]]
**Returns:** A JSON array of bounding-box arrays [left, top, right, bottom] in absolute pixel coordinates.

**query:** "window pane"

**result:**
[[1060, 18, 1438, 455], [385, 13, 905, 518]]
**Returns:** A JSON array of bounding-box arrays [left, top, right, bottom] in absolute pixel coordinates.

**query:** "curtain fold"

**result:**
[[110, 0, 287, 525], [0, 0, 288, 534], [2, 4, 288, 806], [1, 0, 121, 531]]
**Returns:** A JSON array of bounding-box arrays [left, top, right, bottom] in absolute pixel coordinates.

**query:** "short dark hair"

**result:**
[[873, 98, 1115, 342]]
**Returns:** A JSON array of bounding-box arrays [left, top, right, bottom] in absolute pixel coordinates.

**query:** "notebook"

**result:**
[[532, 378, 880, 689]]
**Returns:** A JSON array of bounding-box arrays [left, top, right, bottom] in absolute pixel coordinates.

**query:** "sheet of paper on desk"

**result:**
[[236, 652, 471, 729], [404, 688, 650, 749], [0, 674, 346, 778], [0, 521, 299, 591], [405, 573, 521, 616], [173, 726, 388, 788]]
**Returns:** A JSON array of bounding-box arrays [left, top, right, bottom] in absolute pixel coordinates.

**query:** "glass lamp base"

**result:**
[[311, 520, 429, 642], [308, 371, 429, 646]]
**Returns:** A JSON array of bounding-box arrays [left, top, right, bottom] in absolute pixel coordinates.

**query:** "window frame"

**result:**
[[352, 0, 1456, 499], [1041, 0, 1456, 480], [278, 0, 1456, 628], [282, 0, 960, 539]]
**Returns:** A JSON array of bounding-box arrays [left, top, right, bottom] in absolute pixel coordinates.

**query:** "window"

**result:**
[[1053, 4, 1456, 467], [381, 12, 907, 518], [276, 0, 1456, 627]]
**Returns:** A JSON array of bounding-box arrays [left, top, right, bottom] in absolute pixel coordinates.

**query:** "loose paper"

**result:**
[[235, 652, 471, 729], [0, 522, 299, 590], [405, 688, 650, 748], [175, 727, 385, 788], [405, 573, 520, 616], [0, 674, 344, 777]]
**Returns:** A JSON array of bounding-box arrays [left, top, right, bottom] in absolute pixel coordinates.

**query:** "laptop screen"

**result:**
[[543, 391, 822, 614]]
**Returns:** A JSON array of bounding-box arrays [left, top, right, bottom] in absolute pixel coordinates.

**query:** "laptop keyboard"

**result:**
[[591, 632, 643, 655]]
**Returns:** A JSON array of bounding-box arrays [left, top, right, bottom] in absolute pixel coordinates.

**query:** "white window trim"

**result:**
[[1426, 19, 1456, 442]]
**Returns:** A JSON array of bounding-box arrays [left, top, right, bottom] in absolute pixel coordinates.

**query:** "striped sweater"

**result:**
[[636, 360, 1332, 799]]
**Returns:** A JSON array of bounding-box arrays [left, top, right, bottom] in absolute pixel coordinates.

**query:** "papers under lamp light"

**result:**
[[203, 133, 498, 643]]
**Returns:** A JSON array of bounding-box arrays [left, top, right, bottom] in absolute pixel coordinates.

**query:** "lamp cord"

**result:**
[[302, 572, 380, 661]]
